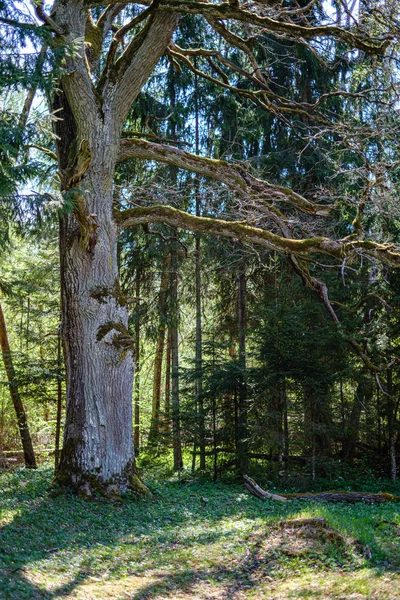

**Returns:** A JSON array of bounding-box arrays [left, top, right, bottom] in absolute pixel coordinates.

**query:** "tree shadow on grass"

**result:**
[[0, 468, 398, 599], [0, 468, 283, 598]]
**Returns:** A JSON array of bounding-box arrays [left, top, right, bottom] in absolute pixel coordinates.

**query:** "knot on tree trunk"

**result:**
[[97, 321, 134, 356]]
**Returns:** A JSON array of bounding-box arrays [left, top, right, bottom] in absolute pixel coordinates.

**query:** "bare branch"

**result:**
[[155, 1, 390, 55]]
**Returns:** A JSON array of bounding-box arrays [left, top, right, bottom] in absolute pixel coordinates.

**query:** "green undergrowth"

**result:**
[[0, 467, 400, 599]]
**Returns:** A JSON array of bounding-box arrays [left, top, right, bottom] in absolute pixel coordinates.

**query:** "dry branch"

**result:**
[[243, 475, 288, 501]]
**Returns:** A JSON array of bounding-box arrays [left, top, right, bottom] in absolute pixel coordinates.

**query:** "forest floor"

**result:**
[[1, 466, 400, 599]]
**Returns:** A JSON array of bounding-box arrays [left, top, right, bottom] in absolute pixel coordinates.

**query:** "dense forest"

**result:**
[[1, 0, 400, 494]]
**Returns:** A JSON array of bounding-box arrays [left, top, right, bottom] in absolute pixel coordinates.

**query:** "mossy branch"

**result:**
[[117, 205, 400, 269], [118, 137, 330, 216]]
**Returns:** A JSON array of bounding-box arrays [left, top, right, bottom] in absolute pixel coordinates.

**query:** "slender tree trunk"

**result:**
[[193, 65, 205, 470], [212, 395, 217, 482], [343, 375, 372, 461], [195, 227, 206, 469], [0, 301, 36, 468], [149, 261, 168, 446], [376, 384, 382, 451], [304, 387, 317, 480], [167, 64, 183, 471], [134, 269, 141, 455], [171, 243, 183, 471], [164, 327, 172, 434], [237, 263, 248, 473], [54, 327, 63, 470], [390, 431, 397, 482], [387, 367, 397, 481], [283, 380, 289, 473]]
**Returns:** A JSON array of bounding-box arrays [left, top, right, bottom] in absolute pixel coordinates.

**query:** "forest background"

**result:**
[[1, 0, 400, 488]]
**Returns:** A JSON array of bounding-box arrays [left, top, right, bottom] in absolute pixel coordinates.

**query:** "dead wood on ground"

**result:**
[[243, 475, 400, 503]]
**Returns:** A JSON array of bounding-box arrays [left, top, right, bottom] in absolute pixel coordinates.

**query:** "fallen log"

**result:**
[[243, 475, 288, 502], [243, 475, 400, 503]]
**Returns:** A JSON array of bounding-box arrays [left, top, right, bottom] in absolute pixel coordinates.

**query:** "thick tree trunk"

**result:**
[[0, 301, 36, 468], [53, 95, 136, 496], [45, 2, 178, 496], [57, 206, 135, 496], [134, 269, 141, 455]]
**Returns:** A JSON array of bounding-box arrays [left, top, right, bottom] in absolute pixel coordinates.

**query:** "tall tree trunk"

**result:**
[[46, 4, 178, 496], [148, 261, 168, 446], [167, 64, 183, 471], [387, 367, 397, 481], [0, 301, 36, 468], [134, 269, 141, 455], [193, 64, 205, 470], [54, 327, 63, 470], [195, 211, 205, 469], [237, 263, 248, 473], [53, 91, 136, 497], [171, 242, 183, 471], [164, 327, 172, 435]]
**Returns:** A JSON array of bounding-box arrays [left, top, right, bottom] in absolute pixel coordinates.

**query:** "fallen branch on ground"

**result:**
[[243, 475, 400, 503]]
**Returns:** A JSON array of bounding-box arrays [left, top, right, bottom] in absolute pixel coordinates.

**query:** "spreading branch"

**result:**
[[118, 137, 330, 216], [101, 12, 179, 125], [85, 0, 391, 57], [155, 1, 391, 55], [117, 204, 400, 269]]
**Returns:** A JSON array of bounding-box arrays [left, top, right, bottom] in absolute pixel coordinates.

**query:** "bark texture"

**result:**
[[56, 142, 136, 497], [48, 1, 178, 496]]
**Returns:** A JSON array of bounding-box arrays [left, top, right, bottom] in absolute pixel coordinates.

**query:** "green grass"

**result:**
[[0, 467, 400, 599]]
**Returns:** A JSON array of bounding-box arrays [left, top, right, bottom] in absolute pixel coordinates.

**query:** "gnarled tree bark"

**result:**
[[49, 1, 179, 496]]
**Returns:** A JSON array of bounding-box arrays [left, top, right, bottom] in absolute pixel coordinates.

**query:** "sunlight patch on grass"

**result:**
[[261, 570, 400, 600]]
